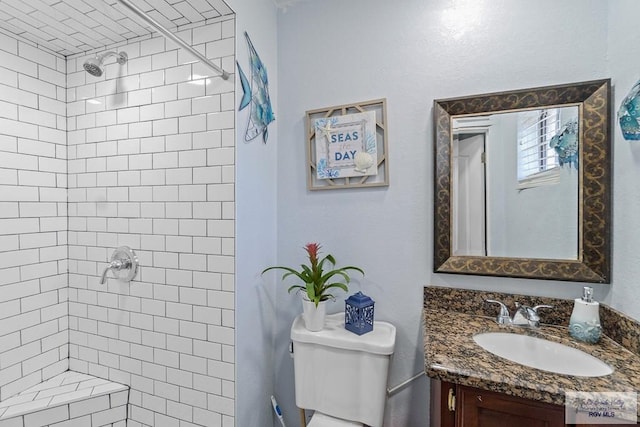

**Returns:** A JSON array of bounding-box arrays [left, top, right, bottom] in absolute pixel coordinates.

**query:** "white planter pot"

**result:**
[[301, 298, 327, 332]]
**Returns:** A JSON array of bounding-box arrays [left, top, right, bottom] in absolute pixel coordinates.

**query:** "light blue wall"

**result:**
[[273, 0, 614, 425], [231, 0, 279, 426], [234, 0, 640, 425], [607, 0, 640, 318]]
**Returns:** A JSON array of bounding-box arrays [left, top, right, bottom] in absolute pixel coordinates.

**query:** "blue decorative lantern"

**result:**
[[345, 291, 375, 335]]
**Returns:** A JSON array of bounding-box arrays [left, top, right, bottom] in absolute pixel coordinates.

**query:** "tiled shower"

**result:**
[[0, 1, 236, 426]]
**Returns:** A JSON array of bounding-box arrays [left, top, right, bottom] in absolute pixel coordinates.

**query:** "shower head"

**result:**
[[83, 51, 128, 77], [83, 57, 103, 77]]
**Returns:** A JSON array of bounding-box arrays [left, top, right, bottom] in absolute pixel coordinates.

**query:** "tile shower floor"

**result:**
[[0, 371, 128, 425]]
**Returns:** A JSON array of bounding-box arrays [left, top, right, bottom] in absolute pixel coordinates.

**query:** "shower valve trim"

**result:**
[[100, 246, 139, 284]]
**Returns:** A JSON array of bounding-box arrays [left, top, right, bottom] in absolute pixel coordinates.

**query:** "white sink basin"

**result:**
[[473, 332, 613, 377]]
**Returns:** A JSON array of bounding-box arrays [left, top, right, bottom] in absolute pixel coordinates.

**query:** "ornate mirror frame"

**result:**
[[433, 79, 611, 283]]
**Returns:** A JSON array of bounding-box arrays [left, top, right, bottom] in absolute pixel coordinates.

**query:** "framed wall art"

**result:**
[[306, 99, 389, 190]]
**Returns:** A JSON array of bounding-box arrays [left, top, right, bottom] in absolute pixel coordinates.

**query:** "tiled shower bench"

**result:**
[[0, 371, 128, 427]]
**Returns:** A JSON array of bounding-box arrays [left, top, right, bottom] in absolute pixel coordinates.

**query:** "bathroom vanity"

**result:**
[[424, 287, 640, 427], [431, 380, 630, 427], [431, 380, 566, 426]]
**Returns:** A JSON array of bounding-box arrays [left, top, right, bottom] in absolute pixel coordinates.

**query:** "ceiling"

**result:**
[[0, 0, 234, 57]]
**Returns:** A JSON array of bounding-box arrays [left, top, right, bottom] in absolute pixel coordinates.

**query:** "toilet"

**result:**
[[290, 312, 396, 427]]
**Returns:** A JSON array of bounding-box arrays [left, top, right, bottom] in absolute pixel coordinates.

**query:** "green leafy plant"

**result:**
[[262, 243, 364, 306]]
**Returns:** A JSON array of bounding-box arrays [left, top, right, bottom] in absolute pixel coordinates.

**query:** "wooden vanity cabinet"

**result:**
[[430, 380, 623, 427]]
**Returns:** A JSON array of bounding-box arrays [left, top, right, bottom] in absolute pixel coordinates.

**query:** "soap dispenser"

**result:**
[[568, 286, 602, 344]]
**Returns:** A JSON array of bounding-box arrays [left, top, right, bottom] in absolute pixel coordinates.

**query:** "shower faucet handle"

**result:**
[[99, 246, 138, 284], [110, 257, 131, 270]]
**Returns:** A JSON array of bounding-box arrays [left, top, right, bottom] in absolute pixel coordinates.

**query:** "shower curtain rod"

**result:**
[[115, 0, 230, 80]]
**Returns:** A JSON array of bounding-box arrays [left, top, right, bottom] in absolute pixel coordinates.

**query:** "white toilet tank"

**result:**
[[291, 313, 396, 427]]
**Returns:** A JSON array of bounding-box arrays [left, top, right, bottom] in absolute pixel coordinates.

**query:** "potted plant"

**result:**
[[262, 243, 364, 331]]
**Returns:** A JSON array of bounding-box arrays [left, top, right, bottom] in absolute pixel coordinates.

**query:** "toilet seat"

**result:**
[[307, 412, 362, 427]]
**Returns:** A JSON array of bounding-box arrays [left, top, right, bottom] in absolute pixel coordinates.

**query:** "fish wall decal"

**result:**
[[237, 31, 275, 143]]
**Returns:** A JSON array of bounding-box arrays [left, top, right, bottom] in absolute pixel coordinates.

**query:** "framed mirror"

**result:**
[[433, 79, 611, 283]]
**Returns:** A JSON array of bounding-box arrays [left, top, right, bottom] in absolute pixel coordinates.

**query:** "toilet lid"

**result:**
[[308, 412, 362, 427]]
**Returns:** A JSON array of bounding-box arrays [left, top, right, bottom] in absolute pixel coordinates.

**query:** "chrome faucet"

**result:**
[[512, 302, 553, 327], [485, 299, 553, 327]]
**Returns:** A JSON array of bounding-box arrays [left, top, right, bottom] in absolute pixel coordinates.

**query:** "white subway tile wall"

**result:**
[[0, 12, 236, 427], [67, 18, 235, 427], [66, 18, 236, 427], [0, 31, 69, 403]]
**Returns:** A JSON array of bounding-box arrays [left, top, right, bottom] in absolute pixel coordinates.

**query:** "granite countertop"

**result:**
[[423, 286, 640, 414]]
